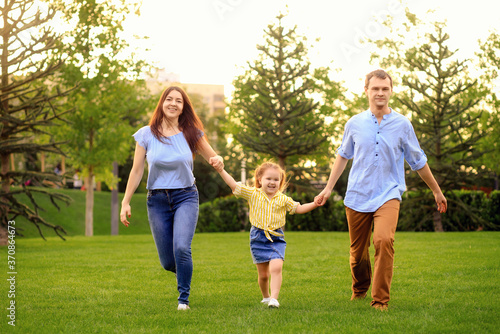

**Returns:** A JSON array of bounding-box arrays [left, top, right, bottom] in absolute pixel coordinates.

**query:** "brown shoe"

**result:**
[[351, 293, 367, 300], [371, 303, 388, 311]]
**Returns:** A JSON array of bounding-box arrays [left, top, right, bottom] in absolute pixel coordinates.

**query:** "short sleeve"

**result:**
[[233, 183, 254, 201], [133, 126, 151, 150], [336, 120, 354, 159], [191, 129, 205, 153], [285, 196, 300, 215]]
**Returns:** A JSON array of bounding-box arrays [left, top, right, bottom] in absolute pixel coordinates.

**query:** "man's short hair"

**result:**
[[365, 69, 393, 89]]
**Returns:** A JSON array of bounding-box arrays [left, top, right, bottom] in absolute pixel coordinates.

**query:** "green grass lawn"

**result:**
[[1, 232, 499, 333], [12, 187, 151, 238]]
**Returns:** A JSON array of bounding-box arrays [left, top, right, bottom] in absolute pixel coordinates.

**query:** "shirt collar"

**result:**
[[369, 108, 393, 120], [256, 187, 281, 200]]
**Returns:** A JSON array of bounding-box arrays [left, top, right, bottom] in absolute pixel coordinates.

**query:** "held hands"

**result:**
[[209, 155, 224, 172], [314, 189, 332, 206], [120, 204, 132, 227]]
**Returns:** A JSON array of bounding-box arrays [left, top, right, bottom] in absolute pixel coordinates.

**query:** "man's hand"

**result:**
[[434, 192, 447, 213], [315, 189, 332, 206]]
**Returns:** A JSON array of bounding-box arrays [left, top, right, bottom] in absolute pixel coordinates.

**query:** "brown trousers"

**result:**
[[345, 199, 400, 306]]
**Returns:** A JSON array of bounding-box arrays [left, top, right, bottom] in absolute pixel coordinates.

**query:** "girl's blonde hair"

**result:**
[[253, 161, 288, 192]]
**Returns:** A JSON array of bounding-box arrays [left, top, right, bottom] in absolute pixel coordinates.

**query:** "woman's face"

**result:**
[[162, 90, 184, 121]]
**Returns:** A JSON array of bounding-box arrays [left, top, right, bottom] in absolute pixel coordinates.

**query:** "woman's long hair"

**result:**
[[149, 86, 205, 153]]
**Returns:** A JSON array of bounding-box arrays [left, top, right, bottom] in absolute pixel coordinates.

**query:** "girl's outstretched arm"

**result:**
[[295, 201, 319, 214], [218, 169, 238, 192]]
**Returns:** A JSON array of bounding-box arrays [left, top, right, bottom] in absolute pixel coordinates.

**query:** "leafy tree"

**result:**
[[51, 0, 154, 236], [371, 11, 492, 231], [225, 13, 345, 190], [476, 31, 500, 190], [0, 0, 72, 242]]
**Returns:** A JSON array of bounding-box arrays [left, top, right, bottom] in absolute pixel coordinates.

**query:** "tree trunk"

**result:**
[[85, 167, 94, 237], [433, 211, 444, 232], [111, 161, 119, 235], [61, 156, 66, 186], [41, 152, 45, 172], [278, 156, 285, 170], [85, 124, 94, 236], [10, 153, 15, 171]]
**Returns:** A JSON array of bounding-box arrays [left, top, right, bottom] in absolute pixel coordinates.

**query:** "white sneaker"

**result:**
[[268, 298, 280, 308], [261, 297, 271, 304], [177, 304, 190, 310]]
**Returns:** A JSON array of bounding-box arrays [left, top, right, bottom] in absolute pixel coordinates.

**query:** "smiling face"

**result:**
[[258, 167, 282, 198], [162, 90, 184, 121]]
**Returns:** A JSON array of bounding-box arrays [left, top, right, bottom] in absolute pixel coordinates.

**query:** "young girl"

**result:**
[[217, 161, 318, 308]]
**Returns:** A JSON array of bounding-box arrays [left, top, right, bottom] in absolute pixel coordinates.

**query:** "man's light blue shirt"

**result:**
[[337, 109, 427, 212]]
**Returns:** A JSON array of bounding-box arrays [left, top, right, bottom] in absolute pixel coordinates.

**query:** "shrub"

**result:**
[[197, 196, 247, 232], [197, 192, 347, 233], [484, 190, 500, 231], [286, 192, 347, 232], [197, 190, 500, 232], [399, 190, 499, 231]]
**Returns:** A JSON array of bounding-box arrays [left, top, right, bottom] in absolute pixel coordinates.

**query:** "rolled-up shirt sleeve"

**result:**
[[336, 120, 354, 159], [286, 198, 300, 215], [403, 124, 427, 171]]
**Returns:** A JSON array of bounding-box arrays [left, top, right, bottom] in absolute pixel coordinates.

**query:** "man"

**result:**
[[315, 69, 447, 311]]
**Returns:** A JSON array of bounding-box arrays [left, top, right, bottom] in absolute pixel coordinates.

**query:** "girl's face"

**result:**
[[259, 167, 281, 197], [162, 90, 184, 121]]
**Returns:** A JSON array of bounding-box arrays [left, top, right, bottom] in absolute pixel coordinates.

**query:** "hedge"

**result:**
[[196, 190, 500, 233]]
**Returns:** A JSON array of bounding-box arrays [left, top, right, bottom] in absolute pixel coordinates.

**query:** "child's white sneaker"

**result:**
[[268, 298, 280, 308], [261, 297, 271, 304], [177, 304, 190, 310]]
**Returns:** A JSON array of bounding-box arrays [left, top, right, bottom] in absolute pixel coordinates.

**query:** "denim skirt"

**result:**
[[249, 226, 286, 264]]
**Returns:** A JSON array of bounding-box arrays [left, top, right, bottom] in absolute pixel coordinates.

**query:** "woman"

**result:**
[[120, 86, 223, 310]]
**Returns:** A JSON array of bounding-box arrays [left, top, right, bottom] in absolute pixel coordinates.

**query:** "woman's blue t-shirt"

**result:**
[[133, 126, 199, 190]]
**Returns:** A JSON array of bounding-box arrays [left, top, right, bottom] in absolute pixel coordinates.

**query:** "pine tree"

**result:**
[[372, 13, 492, 231], [225, 13, 344, 187], [476, 31, 500, 190], [0, 0, 71, 243]]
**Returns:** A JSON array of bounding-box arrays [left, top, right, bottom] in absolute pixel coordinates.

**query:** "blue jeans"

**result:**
[[147, 185, 199, 305]]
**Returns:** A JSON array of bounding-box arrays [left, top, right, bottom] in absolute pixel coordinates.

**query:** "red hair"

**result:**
[[149, 86, 205, 153], [253, 161, 288, 192]]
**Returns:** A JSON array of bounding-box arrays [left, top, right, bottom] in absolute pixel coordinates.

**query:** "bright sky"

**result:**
[[123, 0, 500, 97]]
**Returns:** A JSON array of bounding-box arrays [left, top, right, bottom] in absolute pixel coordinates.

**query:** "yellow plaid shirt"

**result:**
[[234, 183, 299, 242]]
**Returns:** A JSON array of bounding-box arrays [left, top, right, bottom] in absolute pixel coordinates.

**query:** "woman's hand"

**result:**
[[120, 204, 132, 227], [209, 155, 224, 172]]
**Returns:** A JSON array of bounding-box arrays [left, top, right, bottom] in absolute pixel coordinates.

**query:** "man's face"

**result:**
[[365, 77, 392, 109]]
